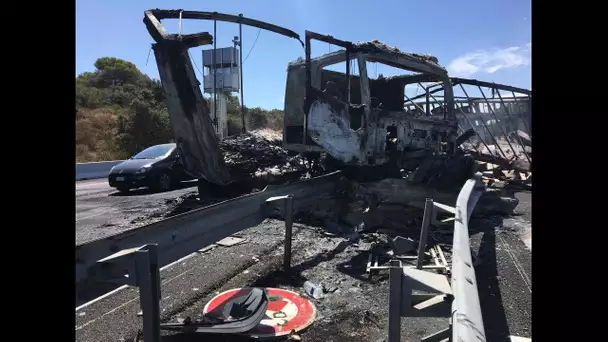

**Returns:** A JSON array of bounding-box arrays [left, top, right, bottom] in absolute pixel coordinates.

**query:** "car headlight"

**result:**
[[136, 165, 152, 174]]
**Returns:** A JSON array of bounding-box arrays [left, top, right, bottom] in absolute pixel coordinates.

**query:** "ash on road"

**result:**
[[76, 131, 309, 246], [76, 179, 199, 245], [75, 191, 531, 342]]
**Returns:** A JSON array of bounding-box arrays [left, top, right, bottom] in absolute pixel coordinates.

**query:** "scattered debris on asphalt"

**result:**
[[216, 236, 247, 247]]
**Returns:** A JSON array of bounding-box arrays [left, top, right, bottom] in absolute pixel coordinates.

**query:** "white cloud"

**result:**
[[448, 42, 531, 77]]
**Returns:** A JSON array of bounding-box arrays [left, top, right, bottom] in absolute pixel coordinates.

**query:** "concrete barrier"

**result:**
[[76, 161, 124, 181]]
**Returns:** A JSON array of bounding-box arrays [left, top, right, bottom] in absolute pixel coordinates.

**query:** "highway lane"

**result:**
[[75, 178, 198, 245], [74, 180, 532, 340], [75, 212, 532, 342]]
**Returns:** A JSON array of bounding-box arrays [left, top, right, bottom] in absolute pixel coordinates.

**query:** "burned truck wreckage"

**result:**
[[142, 8, 531, 195], [77, 9, 531, 342]]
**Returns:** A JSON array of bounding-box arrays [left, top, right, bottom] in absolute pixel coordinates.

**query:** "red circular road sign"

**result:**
[[203, 287, 316, 338]]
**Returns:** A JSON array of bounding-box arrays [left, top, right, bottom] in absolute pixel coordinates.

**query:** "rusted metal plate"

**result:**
[[204, 288, 316, 338]]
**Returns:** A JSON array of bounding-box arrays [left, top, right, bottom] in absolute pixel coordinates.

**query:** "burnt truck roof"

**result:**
[[288, 39, 447, 77], [353, 40, 442, 68]]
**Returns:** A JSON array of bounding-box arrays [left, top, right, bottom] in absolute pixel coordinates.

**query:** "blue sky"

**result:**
[[76, 0, 531, 110]]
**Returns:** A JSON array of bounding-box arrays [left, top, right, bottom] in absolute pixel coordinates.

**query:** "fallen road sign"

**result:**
[[203, 287, 317, 338]]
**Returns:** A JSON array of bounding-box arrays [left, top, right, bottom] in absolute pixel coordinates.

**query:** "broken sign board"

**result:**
[[203, 287, 316, 338]]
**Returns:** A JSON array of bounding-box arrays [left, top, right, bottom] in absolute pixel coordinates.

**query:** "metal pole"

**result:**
[[416, 198, 433, 270], [421, 82, 491, 153], [388, 260, 402, 342], [213, 19, 218, 129], [457, 125, 480, 153], [346, 51, 351, 103], [459, 84, 507, 158], [477, 86, 518, 157], [239, 15, 246, 133], [416, 198, 434, 269], [304, 33, 311, 144], [495, 91, 532, 164], [283, 195, 294, 272], [404, 94, 426, 114], [454, 102, 493, 154], [425, 86, 430, 116], [510, 92, 532, 137], [178, 11, 183, 38], [136, 245, 161, 342]]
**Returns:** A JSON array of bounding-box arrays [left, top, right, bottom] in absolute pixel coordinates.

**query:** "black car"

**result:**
[[108, 143, 194, 193]]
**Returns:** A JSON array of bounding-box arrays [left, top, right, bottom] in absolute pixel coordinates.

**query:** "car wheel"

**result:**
[[157, 173, 173, 192]]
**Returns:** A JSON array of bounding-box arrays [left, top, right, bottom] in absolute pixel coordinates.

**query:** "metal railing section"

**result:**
[[405, 78, 532, 166], [79, 171, 488, 342], [381, 172, 487, 342], [76, 171, 340, 286], [88, 196, 296, 342], [451, 172, 487, 342]]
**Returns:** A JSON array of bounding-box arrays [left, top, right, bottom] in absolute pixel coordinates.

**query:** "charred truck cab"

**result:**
[[283, 32, 467, 186]]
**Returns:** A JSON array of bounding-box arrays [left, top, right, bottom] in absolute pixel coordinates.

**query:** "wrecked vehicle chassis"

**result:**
[[77, 170, 493, 342], [283, 32, 532, 186], [284, 32, 458, 170]]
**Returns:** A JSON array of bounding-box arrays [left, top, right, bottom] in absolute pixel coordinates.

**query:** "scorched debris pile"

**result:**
[[219, 132, 307, 180]]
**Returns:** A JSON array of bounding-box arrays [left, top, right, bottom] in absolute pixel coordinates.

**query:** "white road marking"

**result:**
[[75, 208, 117, 222], [497, 233, 532, 294], [75, 250, 200, 315], [76, 181, 109, 189]]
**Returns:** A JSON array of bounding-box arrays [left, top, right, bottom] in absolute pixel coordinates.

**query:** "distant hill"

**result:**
[[76, 57, 283, 162]]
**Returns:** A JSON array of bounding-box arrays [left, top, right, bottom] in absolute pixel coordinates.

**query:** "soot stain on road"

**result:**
[[157, 193, 531, 342], [77, 192, 531, 342]]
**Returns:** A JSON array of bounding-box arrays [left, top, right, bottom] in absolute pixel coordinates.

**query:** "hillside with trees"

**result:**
[[76, 57, 283, 162]]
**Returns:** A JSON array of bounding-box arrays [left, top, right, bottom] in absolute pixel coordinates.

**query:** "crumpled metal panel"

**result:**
[[307, 100, 364, 163], [153, 40, 231, 184]]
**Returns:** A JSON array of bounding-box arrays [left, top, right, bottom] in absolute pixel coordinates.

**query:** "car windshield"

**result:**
[[131, 144, 175, 159]]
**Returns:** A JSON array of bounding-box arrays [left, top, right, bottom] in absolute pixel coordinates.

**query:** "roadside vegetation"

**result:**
[[76, 57, 284, 162]]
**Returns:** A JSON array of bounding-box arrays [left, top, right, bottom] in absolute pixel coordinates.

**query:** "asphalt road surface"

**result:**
[[75, 191, 532, 342], [75, 178, 198, 245]]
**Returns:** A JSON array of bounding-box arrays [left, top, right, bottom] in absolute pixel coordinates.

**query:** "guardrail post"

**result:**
[[263, 194, 296, 273], [137, 245, 161, 342], [388, 260, 404, 342], [283, 195, 294, 272], [417, 198, 434, 269], [91, 244, 161, 342]]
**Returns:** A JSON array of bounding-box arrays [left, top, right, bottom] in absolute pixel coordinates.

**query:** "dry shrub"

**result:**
[[76, 108, 121, 162]]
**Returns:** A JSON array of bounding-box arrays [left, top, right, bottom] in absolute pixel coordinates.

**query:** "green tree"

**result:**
[[115, 100, 173, 156], [75, 56, 286, 162], [93, 57, 142, 87]]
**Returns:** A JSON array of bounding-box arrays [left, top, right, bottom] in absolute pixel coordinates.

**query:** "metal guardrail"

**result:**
[[89, 195, 296, 342], [76, 160, 124, 180], [76, 171, 341, 286], [79, 171, 488, 341], [451, 172, 487, 342], [383, 172, 487, 342]]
